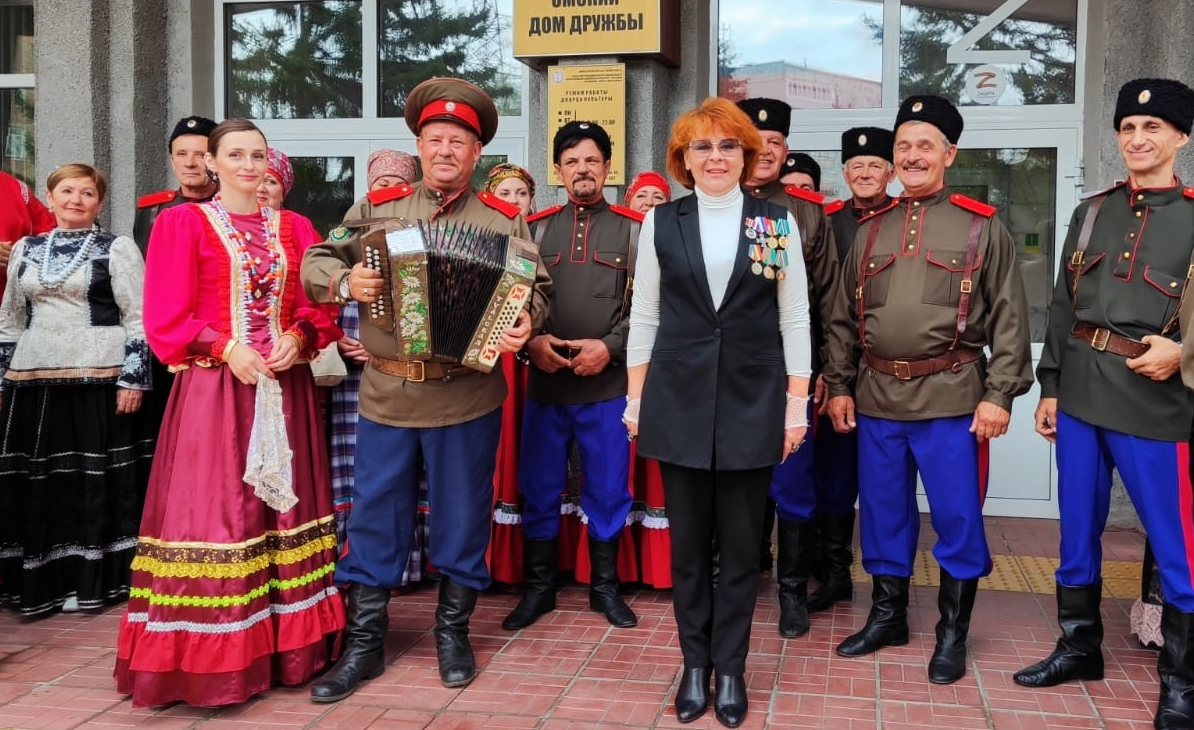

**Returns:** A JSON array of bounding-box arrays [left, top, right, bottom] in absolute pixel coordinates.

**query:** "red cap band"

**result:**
[[418, 99, 482, 137]]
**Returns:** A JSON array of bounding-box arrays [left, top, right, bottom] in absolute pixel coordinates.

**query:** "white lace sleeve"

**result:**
[[109, 236, 151, 390]]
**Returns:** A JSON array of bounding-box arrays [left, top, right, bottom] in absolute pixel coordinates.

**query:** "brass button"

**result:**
[[576, 246, 583, 251], [1129, 232, 1136, 238], [615, 257, 622, 263], [578, 206, 585, 211], [1123, 251, 1131, 258], [868, 262, 875, 269], [911, 215, 918, 221], [908, 229, 916, 235], [906, 244, 914, 250], [577, 233, 583, 238], [913, 201, 921, 207], [1171, 282, 1179, 289], [1137, 194, 1145, 201], [1135, 211, 1142, 218], [579, 222, 585, 227], [951, 259, 958, 265]]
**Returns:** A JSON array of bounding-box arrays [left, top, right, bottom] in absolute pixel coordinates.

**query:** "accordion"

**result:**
[[361, 219, 539, 372]]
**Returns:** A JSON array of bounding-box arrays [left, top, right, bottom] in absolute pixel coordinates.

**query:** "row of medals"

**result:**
[[746, 225, 790, 280]]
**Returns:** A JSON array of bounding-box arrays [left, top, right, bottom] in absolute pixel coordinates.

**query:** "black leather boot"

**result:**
[[714, 672, 747, 728], [776, 519, 810, 638], [502, 538, 558, 630], [1155, 603, 1194, 729], [435, 578, 479, 688], [674, 665, 710, 723], [588, 536, 637, 628], [928, 569, 978, 684], [807, 511, 855, 613], [836, 575, 910, 656], [1014, 581, 1104, 687], [310, 584, 390, 702]]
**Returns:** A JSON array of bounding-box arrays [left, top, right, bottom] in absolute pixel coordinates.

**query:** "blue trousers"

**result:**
[[1055, 411, 1194, 610], [856, 414, 992, 580], [335, 410, 501, 590], [769, 400, 816, 522], [518, 397, 631, 543], [813, 413, 860, 515]]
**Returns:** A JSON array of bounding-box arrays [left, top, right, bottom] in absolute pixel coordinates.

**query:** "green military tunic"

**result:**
[[825, 195, 894, 261], [300, 182, 551, 428], [1039, 182, 1194, 441], [823, 187, 1033, 419]]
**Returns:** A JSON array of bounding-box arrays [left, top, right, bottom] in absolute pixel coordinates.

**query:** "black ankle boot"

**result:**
[[928, 569, 978, 684], [588, 537, 637, 628], [1155, 603, 1194, 729], [310, 584, 390, 702], [776, 519, 810, 638], [713, 672, 747, 727], [807, 511, 855, 613], [435, 578, 479, 688], [674, 665, 710, 723], [1013, 582, 1104, 687], [502, 538, 558, 630], [836, 575, 910, 656]]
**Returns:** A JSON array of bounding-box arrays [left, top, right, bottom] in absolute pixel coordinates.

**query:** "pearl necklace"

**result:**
[[38, 227, 99, 289], [207, 196, 281, 334]]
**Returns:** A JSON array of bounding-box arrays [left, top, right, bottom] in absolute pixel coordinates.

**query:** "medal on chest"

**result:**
[[745, 216, 791, 280]]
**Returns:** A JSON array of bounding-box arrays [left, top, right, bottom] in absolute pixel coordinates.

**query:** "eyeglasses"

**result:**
[[687, 139, 743, 157]]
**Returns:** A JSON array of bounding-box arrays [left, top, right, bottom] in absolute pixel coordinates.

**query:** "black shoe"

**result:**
[[928, 569, 978, 684], [807, 511, 855, 613], [588, 537, 637, 628], [435, 578, 478, 688], [713, 672, 747, 728], [674, 666, 710, 723], [1013, 582, 1104, 687], [1155, 602, 1194, 729], [502, 538, 558, 630], [836, 575, 910, 657], [310, 584, 390, 703], [776, 519, 810, 638]]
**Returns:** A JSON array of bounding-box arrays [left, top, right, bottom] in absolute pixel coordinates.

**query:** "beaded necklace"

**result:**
[[38, 227, 99, 289], [208, 195, 281, 330]]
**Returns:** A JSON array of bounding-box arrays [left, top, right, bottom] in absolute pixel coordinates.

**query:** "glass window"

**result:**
[[473, 153, 507, 194], [225, 1, 363, 119], [0, 2, 34, 182], [287, 156, 357, 236], [718, 0, 883, 109], [0, 2, 33, 74], [899, 0, 1077, 106], [378, 0, 521, 118]]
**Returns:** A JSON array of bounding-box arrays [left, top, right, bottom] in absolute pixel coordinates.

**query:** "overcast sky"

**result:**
[[720, 0, 884, 80]]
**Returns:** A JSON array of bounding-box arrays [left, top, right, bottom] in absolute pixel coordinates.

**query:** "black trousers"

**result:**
[[661, 462, 771, 675]]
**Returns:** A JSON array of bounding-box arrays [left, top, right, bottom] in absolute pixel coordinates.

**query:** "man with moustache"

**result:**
[[823, 95, 1032, 684], [736, 97, 838, 640], [503, 121, 641, 631], [1015, 79, 1194, 730]]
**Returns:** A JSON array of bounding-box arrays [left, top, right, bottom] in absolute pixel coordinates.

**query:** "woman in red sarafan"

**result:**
[[114, 118, 345, 708]]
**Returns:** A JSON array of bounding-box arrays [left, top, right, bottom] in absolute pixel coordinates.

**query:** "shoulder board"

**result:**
[[366, 184, 414, 206], [823, 199, 846, 216], [858, 198, 900, 224], [1080, 181, 1127, 200], [1183, 187, 1194, 200], [949, 193, 996, 218], [784, 185, 825, 205], [478, 190, 522, 219], [137, 189, 177, 209], [526, 204, 565, 224], [608, 203, 646, 223]]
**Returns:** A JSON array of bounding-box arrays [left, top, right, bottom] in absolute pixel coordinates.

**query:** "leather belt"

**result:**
[[864, 348, 982, 380], [370, 357, 477, 382], [1070, 321, 1149, 358]]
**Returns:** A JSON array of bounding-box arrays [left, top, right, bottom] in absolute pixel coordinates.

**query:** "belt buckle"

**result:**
[[1090, 327, 1110, 352], [959, 278, 973, 294], [406, 360, 426, 383], [893, 360, 912, 380]]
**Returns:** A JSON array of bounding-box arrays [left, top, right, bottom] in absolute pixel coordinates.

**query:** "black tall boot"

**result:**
[[836, 575, 910, 656], [502, 538, 558, 630], [807, 511, 855, 613], [1013, 581, 1104, 687], [776, 519, 810, 638], [310, 584, 390, 702], [928, 569, 978, 684], [1155, 603, 1194, 729], [588, 536, 637, 627], [435, 578, 479, 688]]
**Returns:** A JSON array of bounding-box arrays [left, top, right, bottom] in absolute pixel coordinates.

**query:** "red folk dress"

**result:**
[[114, 202, 345, 707]]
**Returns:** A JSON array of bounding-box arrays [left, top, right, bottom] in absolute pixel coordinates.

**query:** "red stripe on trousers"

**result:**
[[1177, 441, 1194, 591]]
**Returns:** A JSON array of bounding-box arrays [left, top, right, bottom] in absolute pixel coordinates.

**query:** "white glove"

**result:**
[[785, 393, 810, 429]]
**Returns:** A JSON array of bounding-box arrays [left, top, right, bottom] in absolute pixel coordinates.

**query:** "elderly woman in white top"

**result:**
[[0, 163, 152, 616], [623, 98, 811, 728]]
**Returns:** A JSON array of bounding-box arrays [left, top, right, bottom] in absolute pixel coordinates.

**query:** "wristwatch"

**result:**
[[338, 273, 351, 301]]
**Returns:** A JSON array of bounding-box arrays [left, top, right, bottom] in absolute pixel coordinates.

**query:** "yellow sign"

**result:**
[[546, 64, 626, 186], [513, 0, 678, 65]]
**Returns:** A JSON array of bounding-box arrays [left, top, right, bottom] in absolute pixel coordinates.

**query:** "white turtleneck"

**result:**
[[626, 186, 811, 378]]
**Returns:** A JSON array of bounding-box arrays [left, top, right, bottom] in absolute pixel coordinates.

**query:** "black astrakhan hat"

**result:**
[[169, 115, 217, 149], [736, 97, 792, 135], [552, 120, 612, 164], [894, 95, 963, 145], [841, 126, 894, 164], [783, 152, 821, 192], [1114, 78, 1194, 134]]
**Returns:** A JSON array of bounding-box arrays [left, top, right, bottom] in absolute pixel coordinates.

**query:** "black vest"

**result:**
[[638, 192, 792, 471]]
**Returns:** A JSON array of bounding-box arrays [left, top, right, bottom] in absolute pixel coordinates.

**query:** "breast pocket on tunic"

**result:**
[[1066, 251, 1105, 315], [541, 252, 562, 270], [1142, 265, 1185, 327], [593, 249, 629, 299], [859, 253, 896, 309], [922, 249, 981, 307]]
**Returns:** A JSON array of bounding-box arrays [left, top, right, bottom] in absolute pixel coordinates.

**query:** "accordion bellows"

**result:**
[[362, 220, 539, 372]]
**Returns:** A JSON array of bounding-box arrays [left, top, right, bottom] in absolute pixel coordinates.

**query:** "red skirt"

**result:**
[[114, 364, 345, 708]]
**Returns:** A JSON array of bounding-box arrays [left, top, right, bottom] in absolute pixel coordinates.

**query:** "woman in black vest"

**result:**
[[624, 98, 812, 727]]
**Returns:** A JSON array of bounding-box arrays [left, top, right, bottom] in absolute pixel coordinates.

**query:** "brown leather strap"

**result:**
[[855, 213, 885, 347], [1070, 321, 1149, 358], [370, 357, 477, 382], [1069, 195, 1107, 309], [863, 348, 982, 380], [951, 215, 984, 349]]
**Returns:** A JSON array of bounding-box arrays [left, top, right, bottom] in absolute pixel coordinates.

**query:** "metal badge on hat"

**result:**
[[759, 109, 768, 122], [858, 133, 867, 145], [186, 119, 197, 128], [579, 122, 590, 129], [911, 101, 923, 113], [445, 101, 457, 111], [1140, 89, 1152, 103]]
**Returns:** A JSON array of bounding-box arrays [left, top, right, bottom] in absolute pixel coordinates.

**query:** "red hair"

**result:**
[[666, 97, 762, 190]]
